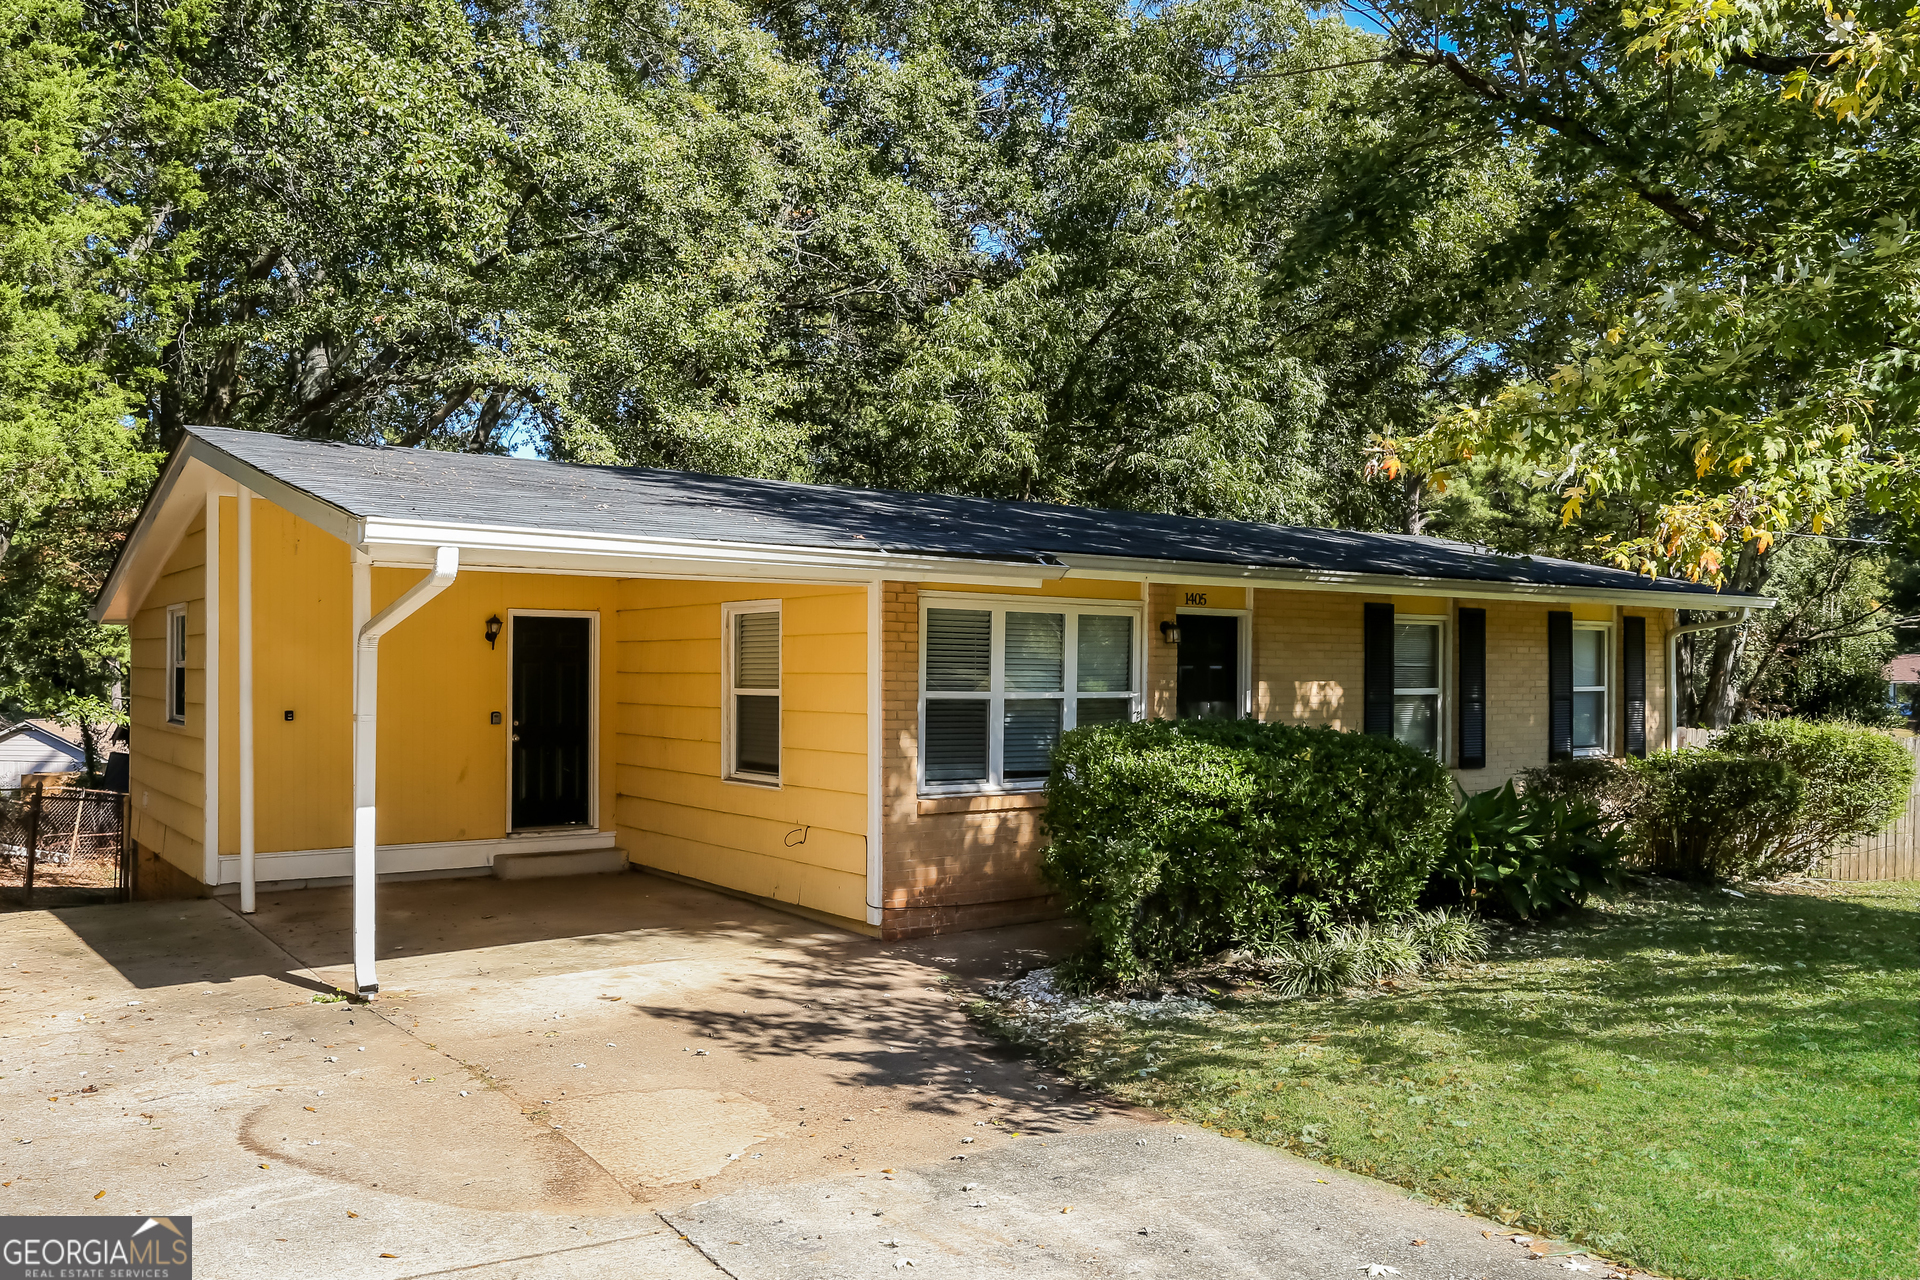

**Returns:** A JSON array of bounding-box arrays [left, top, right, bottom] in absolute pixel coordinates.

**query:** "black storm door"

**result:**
[[512, 615, 592, 829], [1176, 614, 1239, 719]]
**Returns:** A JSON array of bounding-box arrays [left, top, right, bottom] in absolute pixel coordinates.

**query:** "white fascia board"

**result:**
[[1056, 554, 1776, 611], [92, 436, 363, 624], [357, 517, 1067, 588]]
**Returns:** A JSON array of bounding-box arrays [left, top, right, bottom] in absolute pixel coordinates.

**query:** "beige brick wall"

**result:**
[[879, 582, 1058, 939], [876, 580, 1675, 937]]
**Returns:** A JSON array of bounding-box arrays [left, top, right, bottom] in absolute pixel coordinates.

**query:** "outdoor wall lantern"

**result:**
[[1159, 620, 1182, 645], [485, 615, 503, 649]]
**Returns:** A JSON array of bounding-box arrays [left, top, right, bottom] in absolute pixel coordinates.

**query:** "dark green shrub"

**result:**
[[1629, 750, 1803, 881], [1708, 720, 1915, 874], [1041, 719, 1454, 986], [1516, 757, 1646, 828], [1430, 781, 1626, 919]]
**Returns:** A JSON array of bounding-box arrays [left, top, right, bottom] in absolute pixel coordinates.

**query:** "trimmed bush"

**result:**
[[1042, 719, 1454, 986], [1431, 781, 1626, 919], [1516, 757, 1646, 827], [1630, 751, 1802, 881], [1708, 720, 1915, 875]]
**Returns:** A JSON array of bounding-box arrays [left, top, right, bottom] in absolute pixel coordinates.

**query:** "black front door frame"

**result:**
[[506, 609, 599, 832], [1175, 607, 1249, 720]]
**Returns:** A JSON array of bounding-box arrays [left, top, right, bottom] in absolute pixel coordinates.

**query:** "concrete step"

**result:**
[[492, 848, 629, 880]]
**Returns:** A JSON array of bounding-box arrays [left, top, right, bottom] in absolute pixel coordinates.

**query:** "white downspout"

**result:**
[[351, 546, 460, 994], [1665, 607, 1752, 751], [865, 579, 884, 928], [238, 487, 256, 913], [203, 491, 221, 888]]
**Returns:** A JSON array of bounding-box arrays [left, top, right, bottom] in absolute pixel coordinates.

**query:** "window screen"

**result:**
[[167, 608, 188, 724], [728, 607, 780, 780], [921, 603, 1138, 790], [1572, 627, 1608, 751], [1392, 622, 1441, 757]]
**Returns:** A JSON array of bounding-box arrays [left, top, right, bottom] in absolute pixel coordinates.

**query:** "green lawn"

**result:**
[[997, 880, 1919, 1280]]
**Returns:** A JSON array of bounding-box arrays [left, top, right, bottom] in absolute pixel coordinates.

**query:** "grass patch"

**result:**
[[999, 879, 1918, 1279]]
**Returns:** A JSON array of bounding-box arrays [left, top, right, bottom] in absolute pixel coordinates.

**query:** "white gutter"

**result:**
[[351, 545, 460, 994], [1665, 608, 1752, 751], [203, 492, 221, 888], [865, 579, 884, 928], [238, 487, 256, 914]]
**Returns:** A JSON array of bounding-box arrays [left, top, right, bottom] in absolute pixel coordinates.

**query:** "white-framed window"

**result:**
[[1572, 622, 1611, 754], [722, 601, 781, 785], [919, 597, 1141, 792], [166, 605, 189, 725], [1392, 617, 1444, 759]]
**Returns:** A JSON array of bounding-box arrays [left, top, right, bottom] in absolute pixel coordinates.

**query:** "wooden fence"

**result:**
[[1818, 737, 1920, 881], [1664, 728, 1919, 880]]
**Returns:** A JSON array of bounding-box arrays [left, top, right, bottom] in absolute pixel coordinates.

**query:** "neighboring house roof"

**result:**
[[0, 720, 88, 763], [1888, 654, 1920, 684], [94, 426, 1779, 622]]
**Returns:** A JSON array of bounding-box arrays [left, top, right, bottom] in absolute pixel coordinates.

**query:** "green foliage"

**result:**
[[0, 0, 208, 723], [1433, 781, 1627, 919], [1630, 751, 1804, 881], [1352, 0, 1920, 581], [1709, 720, 1915, 875], [1041, 719, 1454, 986], [1516, 757, 1646, 828], [1253, 910, 1487, 997], [1736, 535, 1908, 724]]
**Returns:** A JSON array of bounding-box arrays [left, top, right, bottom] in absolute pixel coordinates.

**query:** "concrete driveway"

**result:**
[[2, 871, 1568, 1279]]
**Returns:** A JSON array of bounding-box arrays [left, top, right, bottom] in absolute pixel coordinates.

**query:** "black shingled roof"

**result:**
[[190, 426, 1744, 600]]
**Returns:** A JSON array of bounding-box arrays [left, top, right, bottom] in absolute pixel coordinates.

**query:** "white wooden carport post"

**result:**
[[350, 545, 460, 995]]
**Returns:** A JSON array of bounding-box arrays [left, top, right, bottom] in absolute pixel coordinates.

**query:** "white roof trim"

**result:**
[[1055, 554, 1775, 611], [95, 432, 1770, 622], [92, 437, 364, 624]]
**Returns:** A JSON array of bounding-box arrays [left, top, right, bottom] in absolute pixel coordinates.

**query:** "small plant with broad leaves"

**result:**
[[1432, 782, 1626, 919]]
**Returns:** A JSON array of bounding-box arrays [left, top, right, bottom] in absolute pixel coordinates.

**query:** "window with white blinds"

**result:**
[[920, 600, 1141, 790], [1572, 624, 1610, 753], [724, 602, 781, 783], [1392, 620, 1443, 758], [166, 605, 188, 725]]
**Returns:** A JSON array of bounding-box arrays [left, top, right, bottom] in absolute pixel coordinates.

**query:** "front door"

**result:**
[[1177, 614, 1239, 719], [512, 615, 592, 829]]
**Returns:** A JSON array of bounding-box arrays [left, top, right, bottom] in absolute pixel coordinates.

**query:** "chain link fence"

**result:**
[[0, 785, 130, 905]]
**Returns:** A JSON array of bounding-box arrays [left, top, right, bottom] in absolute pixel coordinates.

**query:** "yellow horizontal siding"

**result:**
[[614, 580, 870, 924]]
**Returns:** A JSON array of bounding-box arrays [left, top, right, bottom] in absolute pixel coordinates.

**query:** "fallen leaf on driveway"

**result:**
[[1410, 1239, 1425, 1246], [380, 1253, 397, 1258], [93, 1191, 105, 1200], [1362, 1267, 1401, 1277], [347, 1211, 359, 1218]]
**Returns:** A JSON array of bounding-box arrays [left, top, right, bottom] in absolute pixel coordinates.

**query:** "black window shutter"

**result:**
[[1547, 610, 1574, 761], [1458, 607, 1487, 769], [1623, 615, 1648, 757], [1363, 602, 1394, 736]]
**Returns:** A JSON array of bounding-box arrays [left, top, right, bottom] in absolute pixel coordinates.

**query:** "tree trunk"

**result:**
[[1404, 472, 1428, 536], [1697, 541, 1773, 728], [1675, 610, 1700, 727], [78, 720, 99, 783]]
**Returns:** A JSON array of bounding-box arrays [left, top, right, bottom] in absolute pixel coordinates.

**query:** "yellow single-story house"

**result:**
[[94, 428, 1771, 991]]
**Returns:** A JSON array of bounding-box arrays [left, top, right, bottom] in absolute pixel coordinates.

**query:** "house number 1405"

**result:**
[[1183, 592, 1208, 606]]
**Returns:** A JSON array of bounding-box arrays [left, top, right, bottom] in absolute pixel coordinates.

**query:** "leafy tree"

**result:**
[[0, 0, 213, 742], [1736, 532, 1914, 723], [1353, 0, 1918, 595]]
